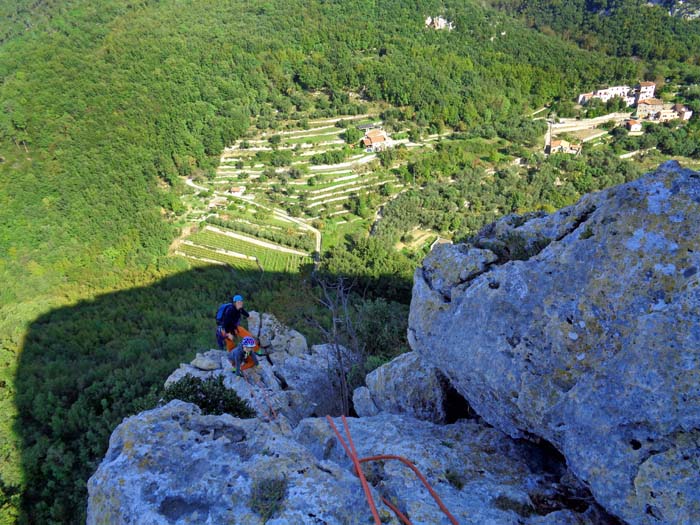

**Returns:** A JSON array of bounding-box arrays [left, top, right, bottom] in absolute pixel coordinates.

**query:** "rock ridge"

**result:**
[[87, 161, 699, 525]]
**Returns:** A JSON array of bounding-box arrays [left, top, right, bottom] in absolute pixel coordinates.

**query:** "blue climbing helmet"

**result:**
[[242, 336, 256, 348], [232, 294, 244, 303]]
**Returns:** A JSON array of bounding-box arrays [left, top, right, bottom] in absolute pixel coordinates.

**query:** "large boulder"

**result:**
[[87, 401, 610, 524], [409, 161, 700, 524], [353, 352, 449, 423]]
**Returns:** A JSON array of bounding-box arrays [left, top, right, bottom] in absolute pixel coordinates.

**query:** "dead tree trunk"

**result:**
[[308, 277, 366, 416]]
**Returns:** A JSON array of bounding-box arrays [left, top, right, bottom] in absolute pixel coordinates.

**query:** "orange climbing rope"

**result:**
[[326, 415, 460, 525], [359, 454, 459, 525], [325, 415, 382, 525], [381, 496, 413, 525]]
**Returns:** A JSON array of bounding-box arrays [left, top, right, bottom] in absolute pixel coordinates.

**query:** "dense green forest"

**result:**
[[0, 0, 696, 523], [485, 0, 700, 83]]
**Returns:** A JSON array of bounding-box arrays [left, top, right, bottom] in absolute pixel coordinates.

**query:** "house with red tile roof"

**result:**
[[362, 128, 390, 152], [636, 98, 664, 118], [625, 119, 643, 132]]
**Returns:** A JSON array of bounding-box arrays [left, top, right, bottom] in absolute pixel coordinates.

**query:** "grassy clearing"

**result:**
[[283, 132, 343, 145], [321, 216, 369, 250]]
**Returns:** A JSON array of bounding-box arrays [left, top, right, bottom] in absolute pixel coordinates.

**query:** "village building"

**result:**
[[548, 139, 582, 156], [228, 186, 245, 196], [362, 128, 391, 152], [636, 98, 665, 119], [577, 82, 656, 108], [208, 196, 229, 209], [672, 104, 694, 121], [577, 85, 632, 105], [625, 119, 643, 132], [577, 93, 593, 105], [636, 81, 656, 103], [635, 99, 693, 122], [425, 16, 454, 30], [657, 109, 680, 122]]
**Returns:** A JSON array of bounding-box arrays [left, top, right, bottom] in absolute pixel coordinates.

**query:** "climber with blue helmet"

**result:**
[[216, 294, 254, 351], [228, 336, 259, 376]]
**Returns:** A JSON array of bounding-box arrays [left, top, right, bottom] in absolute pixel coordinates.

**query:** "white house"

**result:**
[[425, 16, 454, 30], [636, 81, 656, 102], [578, 82, 656, 108], [625, 119, 643, 132]]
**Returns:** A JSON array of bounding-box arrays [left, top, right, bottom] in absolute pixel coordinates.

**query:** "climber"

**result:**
[[216, 294, 258, 352], [228, 336, 259, 376]]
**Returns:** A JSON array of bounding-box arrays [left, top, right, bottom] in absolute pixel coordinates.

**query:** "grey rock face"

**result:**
[[190, 351, 220, 371], [352, 386, 379, 417], [163, 314, 352, 425], [353, 351, 448, 423], [86, 401, 370, 525], [249, 311, 308, 358], [87, 401, 603, 525], [409, 161, 700, 524]]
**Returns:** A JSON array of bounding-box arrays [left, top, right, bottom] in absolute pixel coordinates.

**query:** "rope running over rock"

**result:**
[[326, 415, 459, 525]]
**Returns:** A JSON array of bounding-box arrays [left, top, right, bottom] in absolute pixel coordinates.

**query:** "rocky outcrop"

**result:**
[[88, 400, 607, 525], [353, 352, 450, 423], [88, 162, 699, 525], [409, 161, 700, 524], [163, 313, 356, 425], [249, 311, 309, 359]]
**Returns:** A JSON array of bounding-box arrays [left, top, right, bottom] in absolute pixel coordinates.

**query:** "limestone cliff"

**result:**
[[409, 161, 700, 524], [87, 162, 699, 525]]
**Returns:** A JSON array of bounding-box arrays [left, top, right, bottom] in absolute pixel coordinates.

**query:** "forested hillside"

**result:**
[[0, 0, 687, 523], [486, 0, 700, 82]]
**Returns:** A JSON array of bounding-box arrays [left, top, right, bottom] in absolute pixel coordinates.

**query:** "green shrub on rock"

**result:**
[[250, 477, 287, 521], [162, 375, 255, 417]]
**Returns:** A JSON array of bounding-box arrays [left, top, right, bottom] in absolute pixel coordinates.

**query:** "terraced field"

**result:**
[[175, 243, 260, 271], [186, 228, 312, 273], [178, 111, 416, 268]]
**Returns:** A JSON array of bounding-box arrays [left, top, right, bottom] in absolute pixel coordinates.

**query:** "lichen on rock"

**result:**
[[409, 161, 700, 524]]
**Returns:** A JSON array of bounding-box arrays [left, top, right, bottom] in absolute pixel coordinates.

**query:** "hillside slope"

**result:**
[[0, 1, 658, 522]]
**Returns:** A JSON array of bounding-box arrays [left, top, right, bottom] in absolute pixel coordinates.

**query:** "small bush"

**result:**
[[580, 225, 594, 239], [162, 374, 255, 417], [445, 469, 465, 490], [250, 477, 287, 520]]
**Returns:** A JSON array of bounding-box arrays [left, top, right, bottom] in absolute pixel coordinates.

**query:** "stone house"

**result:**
[[636, 98, 664, 118], [548, 139, 582, 155]]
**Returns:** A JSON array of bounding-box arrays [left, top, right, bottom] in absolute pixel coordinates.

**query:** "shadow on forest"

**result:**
[[15, 263, 387, 524]]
